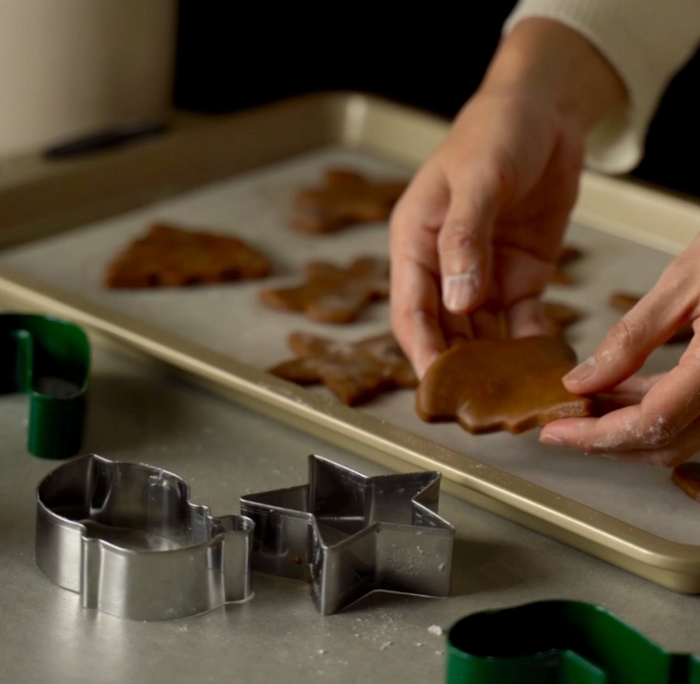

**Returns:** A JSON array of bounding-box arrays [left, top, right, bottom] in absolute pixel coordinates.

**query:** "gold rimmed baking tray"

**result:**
[[1, 92, 700, 591]]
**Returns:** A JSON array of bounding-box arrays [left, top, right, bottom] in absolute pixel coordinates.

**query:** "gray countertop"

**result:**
[[2, 344, 700, 683]]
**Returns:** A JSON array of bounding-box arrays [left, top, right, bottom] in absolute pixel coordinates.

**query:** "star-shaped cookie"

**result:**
[[259, 256, 389, 323], [416, 335, 591, 434], [268, 331, 417, 406], [292, 169, 407, 233]]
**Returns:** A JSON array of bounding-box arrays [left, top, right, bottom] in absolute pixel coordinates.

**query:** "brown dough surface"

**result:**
[[416, 335, 591, 434], [549, 245, 584, 285], [609, 291, 693, 343], [269, 331, 417, 406], [259, 256, 388, 323], [672, 462, 700, 502], [292, 169, 407, 234], [544, 301, 581, 335], [106, 223, 271, 288]]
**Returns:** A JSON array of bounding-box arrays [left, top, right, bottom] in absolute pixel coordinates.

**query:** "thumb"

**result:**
[[438, 162, 513, 314]]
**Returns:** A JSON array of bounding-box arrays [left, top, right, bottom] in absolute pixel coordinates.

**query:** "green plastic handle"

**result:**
[[0, 314, 90, 459], [446, 600, 700, 684]]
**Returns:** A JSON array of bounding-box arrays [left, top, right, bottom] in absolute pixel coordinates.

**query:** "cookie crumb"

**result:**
[[428, 625, 444, 636]]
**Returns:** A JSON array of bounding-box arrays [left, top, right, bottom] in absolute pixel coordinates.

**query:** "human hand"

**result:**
[[390, 84, 583, 377], [541, 240, 700, 466], [389, 18, 626, 378]]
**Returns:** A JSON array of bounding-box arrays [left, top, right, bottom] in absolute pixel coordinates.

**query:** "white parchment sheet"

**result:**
[[2, 146, 697, 544]]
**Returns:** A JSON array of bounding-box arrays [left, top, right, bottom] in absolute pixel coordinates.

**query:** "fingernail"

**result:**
[[540, 433, 564, 446], [443, 271, 479, 312], [563, 356, 597, 385]]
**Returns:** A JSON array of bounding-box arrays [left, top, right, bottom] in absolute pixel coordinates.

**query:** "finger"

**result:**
[[589, 374, 666, 414], [605, 373, 664, 397], [390, 257, 446, 378], [508, 296, 548, 338], [540, 401, 677, 454], [470, 307, 508, 340], [563, 269, 696, 394], [546, 417, 700, 468], [542, 339, 700, 454], [437, 155, 516, 314], [390, 167, 450, 378]]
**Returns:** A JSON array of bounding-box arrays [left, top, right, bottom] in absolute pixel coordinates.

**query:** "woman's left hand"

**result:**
[[540, 236, 700, 466]]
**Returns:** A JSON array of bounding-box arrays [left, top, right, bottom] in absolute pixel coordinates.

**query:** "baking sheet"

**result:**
[[0, 145, 696, 546]]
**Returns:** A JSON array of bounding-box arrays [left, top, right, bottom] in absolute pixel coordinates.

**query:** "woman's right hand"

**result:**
[[389, 18, 627, 378]]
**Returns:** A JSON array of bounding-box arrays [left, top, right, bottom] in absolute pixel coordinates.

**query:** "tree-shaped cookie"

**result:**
[[269, 331, 417, 406], [416, 335, 591, 434], [259, 257, 389, 323], [292, 169, 407, 233], [106, 223, 271, 288]]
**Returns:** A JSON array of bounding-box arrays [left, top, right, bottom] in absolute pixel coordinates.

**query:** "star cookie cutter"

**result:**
[[240, 454, 455, 615], [446, 600, 700, 683], [36, 454, 254, 621], [1, 314, 90, 459]]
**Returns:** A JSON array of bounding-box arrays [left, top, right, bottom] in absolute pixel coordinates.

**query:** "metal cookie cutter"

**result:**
[[446, 600, 700, 683], [240, 454, 455, 615], [1, 313, 89, 459], [36, 454, 254, 620]]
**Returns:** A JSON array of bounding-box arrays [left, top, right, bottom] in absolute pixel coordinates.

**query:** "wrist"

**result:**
[[480, 17, 627, 134]]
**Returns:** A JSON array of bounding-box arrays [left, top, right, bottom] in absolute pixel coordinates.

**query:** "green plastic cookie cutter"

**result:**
[[446, 600, 700, 684], [0, 314, 90, 459]]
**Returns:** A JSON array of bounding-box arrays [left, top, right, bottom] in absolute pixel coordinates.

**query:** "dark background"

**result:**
[[174, 2, 699, 198]]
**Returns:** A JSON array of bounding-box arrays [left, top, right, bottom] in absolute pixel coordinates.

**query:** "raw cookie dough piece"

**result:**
[[544, 301, 581, 335], [549, 245, 584, 285], [259, 256, 389, 323], [416, 335, 591, 434], [292, 169, 407, 234], [269, 331, 417, 406], [672, 462, 700, 502], [609, 291, 693, 343], [106, 223, 271, 288]]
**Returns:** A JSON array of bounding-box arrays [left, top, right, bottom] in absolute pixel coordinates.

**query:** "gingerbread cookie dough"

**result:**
[[672, 462, 700, 502], [550, 245, 584, 285], [259, 256, 389, 323], [269, 331, 417, 406], [609, 291, 693, 344], [544, 301, 581, 335], [105, 223, 271, 288], [292, 169, 407, 233], [416, 335, 591, 434]]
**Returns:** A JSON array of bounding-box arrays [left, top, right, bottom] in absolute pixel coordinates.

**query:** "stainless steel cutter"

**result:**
[[241, 454, 455, 615], [35, 454, 254, 621]]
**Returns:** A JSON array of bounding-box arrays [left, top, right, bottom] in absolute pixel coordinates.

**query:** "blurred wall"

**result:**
[[0, 0, 176, 156]]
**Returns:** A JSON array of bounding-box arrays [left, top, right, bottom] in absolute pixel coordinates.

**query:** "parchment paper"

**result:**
[[2, 146, 697, 544]]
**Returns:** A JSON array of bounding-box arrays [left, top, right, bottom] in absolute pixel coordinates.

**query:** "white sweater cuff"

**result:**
[[504, 0, 700, 174]]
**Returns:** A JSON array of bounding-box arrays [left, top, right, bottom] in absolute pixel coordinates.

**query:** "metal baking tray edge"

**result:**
[[2, 92, 700, 592]]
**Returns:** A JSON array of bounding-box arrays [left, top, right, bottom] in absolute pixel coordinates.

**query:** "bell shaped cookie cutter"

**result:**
[[240, 454, 455, 615], [446, 600, 700, 683], [36, 454, 254, 620], [1, 313, 89, 459]]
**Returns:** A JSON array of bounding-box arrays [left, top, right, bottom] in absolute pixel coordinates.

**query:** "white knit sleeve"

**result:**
[[504, 0, 700, 174]]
